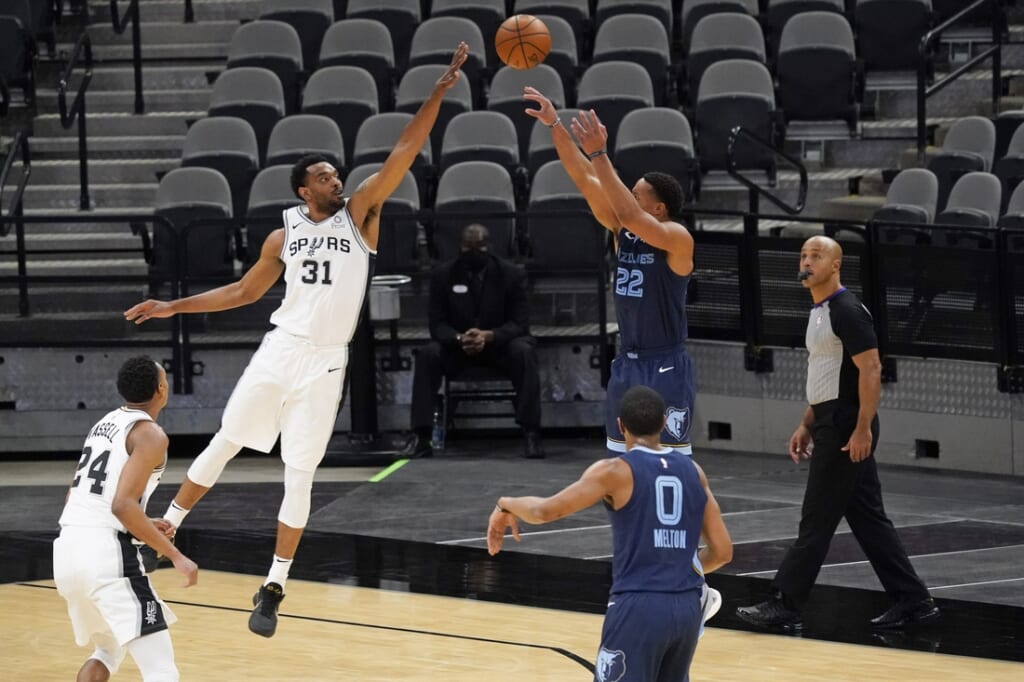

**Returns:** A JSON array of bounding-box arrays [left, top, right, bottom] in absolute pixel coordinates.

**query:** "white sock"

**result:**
[[163, 501, 189, 528], [265, 555, 293, 589]]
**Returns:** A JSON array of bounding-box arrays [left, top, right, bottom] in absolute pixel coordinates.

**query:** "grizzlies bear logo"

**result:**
[[665, 406, 689, 442], [596, 648, 626, 682]]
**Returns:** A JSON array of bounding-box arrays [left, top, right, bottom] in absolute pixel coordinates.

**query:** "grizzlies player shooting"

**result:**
[[125, 43, 469, 638]]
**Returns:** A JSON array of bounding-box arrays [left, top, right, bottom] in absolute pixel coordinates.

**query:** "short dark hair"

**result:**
[[643, 171, 685, 219], [117, 356, 161, 403], [618, 386, 666, 438], [290, 154, 333, 198]]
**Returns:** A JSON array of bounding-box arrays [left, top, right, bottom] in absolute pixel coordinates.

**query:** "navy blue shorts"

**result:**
[[606, 346, 695, 455], [594, 591, 701, 682]]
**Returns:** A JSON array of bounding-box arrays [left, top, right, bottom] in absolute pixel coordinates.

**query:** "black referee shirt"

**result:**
[[805, 288, 877, 406]]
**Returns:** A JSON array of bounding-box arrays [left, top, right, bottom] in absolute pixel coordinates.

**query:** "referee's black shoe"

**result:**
[[870, 597, 940, 629], [249, 582, 285, 637], [735, 593, 803, 631]]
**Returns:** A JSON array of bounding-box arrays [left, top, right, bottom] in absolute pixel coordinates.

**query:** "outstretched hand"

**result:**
[[570, 110, 608, 156], [435, 42, 469, 91], [487, 506, 521, 556], [124, 300, 175, 325], [523, 86, 558, 126]]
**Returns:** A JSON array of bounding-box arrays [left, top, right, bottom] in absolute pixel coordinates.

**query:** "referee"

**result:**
[[736, 236, 938, 630]]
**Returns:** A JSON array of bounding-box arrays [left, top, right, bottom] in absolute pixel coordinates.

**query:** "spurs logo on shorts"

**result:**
[[145, 601, 158, 625]]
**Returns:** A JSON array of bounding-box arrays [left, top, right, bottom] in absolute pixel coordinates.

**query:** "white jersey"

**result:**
[[58, 407, 166, 532], [269, 203, 375, 346]]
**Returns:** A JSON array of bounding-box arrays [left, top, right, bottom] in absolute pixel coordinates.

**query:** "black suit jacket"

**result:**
[[429, 254, 530, 349]]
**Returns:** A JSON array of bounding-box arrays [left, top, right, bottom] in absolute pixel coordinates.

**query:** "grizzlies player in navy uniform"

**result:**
[[125, 43, 469, 637], [737, 236, 937, 630], [54, 357, 198, 682], [488, 386, 732, 682]]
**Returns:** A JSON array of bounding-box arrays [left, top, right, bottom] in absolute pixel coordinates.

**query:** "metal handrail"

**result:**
[[0, 132, 31, 316], [725, 125, 809, 215], [109, 0, 143, 114], [916, 0, 1003, 160], [58, 31, 93, 211], [184, 0, 195, 23], [0, 77, 9, 117]]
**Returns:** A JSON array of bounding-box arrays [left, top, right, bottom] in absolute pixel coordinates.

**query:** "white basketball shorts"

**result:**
[[220, 328, 347, 470], [53, 526, 177, 649]]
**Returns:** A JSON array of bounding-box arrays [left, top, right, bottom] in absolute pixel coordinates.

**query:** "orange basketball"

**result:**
[[495, 14, 551, 70]]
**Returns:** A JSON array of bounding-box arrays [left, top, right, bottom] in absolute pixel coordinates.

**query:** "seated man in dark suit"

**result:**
[[404, 223, 543, 459]]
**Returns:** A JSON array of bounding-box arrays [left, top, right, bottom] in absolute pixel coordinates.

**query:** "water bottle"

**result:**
[[430, 408, 446, 452]]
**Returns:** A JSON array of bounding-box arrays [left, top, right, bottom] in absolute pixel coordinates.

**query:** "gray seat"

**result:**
[[430, 0, 506, 67], [318, 19, 394, 111], [408, 17, 487, 104], [488, 65, 565, 161], [246, 165, 302, 262], [777, 12, 858, 126], [992, 123, 1024, 213], [576, 61, 655, 152], [998, 179, 1024, 229], [873, 168, 938, 230], [395, 64, 473, 161], [345, 163, 421, 273], [928, 116, 996, 212], [181, 117, 260, 220], [154, 167, 235, 278], [515, 0, 589, 55], [440, 111, 520, 173], [258, 0, 333, 77], [208, 67, 286, 164], [301, 66, 378, 166], [695, 59, 777, 172], [527, 107, 579, 177], [267, 115, 345, 172], [347, 0, 420, 69], [680, 0, 759, 54], [596, 0, 673, 38], [592, 14, 672, 105], [533, 15, 579, 104], [764, 0, 844, 52], [352, 113, 433, 204], [528, 161, 608, 270], [935, 171, 1001, 230], [855, 0, 933, 71], [227, 20, 303, 114], [614, 108, 697, 199], [685, 13, 765, 107], [433, 161, 516, 261]]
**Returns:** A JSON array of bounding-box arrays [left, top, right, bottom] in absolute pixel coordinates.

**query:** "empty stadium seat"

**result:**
[[595, 0, 673, 39], [527, 160, 609, 269], [433, 161, 516, 261], [181, 117, 260, 220], [347, 0, 421, 69], [154, 167, 235, 278], [685, 13, 765, 107], [614, 108, 698, 199], [318, 19, 395, 111], [266, 115, 346, 172], [258, 0, 333, 75], [998, 180, 1024, 229], [488, 65, 566, 161], [430, 0, 506, 66], [0, 0, 36, 105], [352, 113, 434, 204], [592, 14, 672, 105], [935, 171, 1001, 229], [526, 107, 579, 176], [408, 17, 487, 104], [208, 67, 286, 164], [532, 15, 579, 103], [576, 61, 655, 152], [776, 11, 859, 126], [246, 165, 302, 261], [301, 66, 379, 166], [695, 59, 777, 173], [679, 0, 759, 54], [440, 111, 520, 173], [993, 124, 1024, 213], [764, 0, 844, 53], [344, 163, 421, 273], [395, 64, 473, 161], [872, 168, 938, 225], [226, 20, 303, 114], [928, 116, 996, 212], [855, 0, 932, 71], [515, 0, 590, 56]]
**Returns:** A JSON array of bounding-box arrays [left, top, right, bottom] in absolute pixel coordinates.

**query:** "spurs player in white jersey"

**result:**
[[125, 43, 469, 637], [54, 356, 199, 682]]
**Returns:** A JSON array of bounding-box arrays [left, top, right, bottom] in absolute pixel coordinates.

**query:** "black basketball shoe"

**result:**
[[249, 582, 285, 637]]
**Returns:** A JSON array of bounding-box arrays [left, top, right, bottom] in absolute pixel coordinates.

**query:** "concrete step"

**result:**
[[0, 311, 135, 342], [33, 111, 200, 138], [0, 284, 145, 314], [88, 0, 262, 23], [61, 42, 231, 61], [12, 159, 177, 185], [1, 231, 146, 260], [819, 195, 887, 223], [71, 21, 241, 47], [696, 168, 885, 217], [15, 183, 158, 212], [35, 88, 211, 114], [0, 257, 148, 277], [865, 70, 1003, 120], [30, 135, 185, 159], [74, 65, 216, 92]]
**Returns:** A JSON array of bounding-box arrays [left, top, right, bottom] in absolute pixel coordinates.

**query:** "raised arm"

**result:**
[[124, 230, 286, 324], [571, 110, 693, 267], [523, 87, 618, 231], [347, 42, 469, 250]]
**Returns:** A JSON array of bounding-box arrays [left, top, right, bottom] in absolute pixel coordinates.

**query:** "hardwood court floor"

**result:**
[[3, 570, 1021, 681]]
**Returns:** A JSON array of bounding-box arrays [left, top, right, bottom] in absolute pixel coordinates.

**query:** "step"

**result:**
[[0, 231, 146, 260], [14, 183, 158, 212], [866, 69, 1022, 120], [0, 311, 134, 342], [11, 159, 177, 185], [819, 195, 887, 223], [30, 135, 185, 159], [35, 88, 211, 114], [0, 284, 145, 314], [72, 21, 242, 47], [696, 169, 884, 217], [33, 111, 200, 138], [78, 65, 216, 92], [88, 0, 262, 23], [63, 42, 231, 61], [0, 257, 149, 277]]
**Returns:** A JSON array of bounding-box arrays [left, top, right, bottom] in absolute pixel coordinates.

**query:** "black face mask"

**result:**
[[460, 248, 489, 272]]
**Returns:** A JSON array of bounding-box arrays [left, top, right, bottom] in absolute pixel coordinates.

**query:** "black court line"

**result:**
[[16, 582, 596, 674]]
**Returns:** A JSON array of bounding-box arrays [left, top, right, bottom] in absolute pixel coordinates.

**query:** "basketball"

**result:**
[[495, 15, 551, 70]]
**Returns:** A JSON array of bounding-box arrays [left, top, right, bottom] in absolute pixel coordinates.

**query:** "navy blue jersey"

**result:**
[[607, 446, 707, 596], [614, 228, 689, 353]]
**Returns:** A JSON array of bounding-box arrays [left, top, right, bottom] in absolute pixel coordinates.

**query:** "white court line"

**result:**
[[737, 542, 1024, 576], [930, 576, 1024, 590]]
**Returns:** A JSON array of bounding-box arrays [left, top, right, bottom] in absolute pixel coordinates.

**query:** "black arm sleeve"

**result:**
[[830, 292, 878, 356]]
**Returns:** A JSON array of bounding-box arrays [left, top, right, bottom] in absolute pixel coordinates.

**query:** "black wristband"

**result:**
[[548, 117, 562, 128], [587, 149, 607, 160]]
